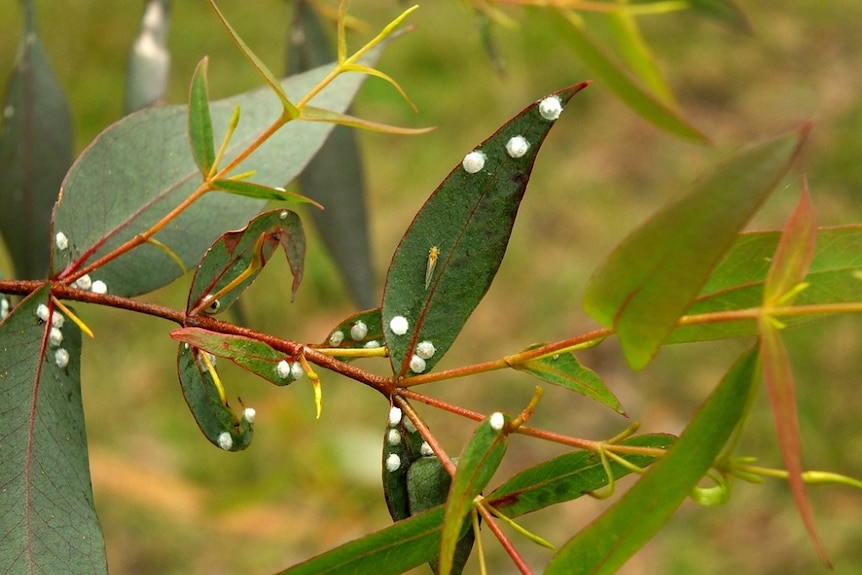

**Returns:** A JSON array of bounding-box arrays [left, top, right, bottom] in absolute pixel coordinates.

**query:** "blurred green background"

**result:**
[[2, 1, 862, 573]]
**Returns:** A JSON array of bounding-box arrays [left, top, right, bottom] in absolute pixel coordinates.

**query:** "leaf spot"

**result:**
[[415, 340, 436, 359], [490, 411, 505, 431], [350, 320, 368, 341], [462, 150, 487, 174], [388, 406, 403, 426], [54, 348, 70, 369], [505, 136, 530, 159], [385, 453, 402, 472], [217, 432, 233, 451], [91, 280, 108, 295], [55, 232, 69, 251], [538, 95, 563, 121], [390, 315, 409, 335], [409, 354, 426, 374]]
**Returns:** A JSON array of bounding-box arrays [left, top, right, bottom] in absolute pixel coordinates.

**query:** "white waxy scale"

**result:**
[[279, 210, 289, 220], [328, 330, 345, 346], [420, 441, 434, 457], [217, 432, 233, 451], [462, 150, 486, 174], [505, 136, 530, 159], [403, 416, 417, 434], [54, 348, 70, 368], [385, 453, 402, 472], [49, 327, 63, 347], [387, 428, 402, 446], [276, 359, 291, 379], [50, 311, 64, 329], [242, 407, 256, 423], [389, 315, 409, 336], [0, 298, 9, 320], [3, 105, 13, 119], [409, 354, 426, 374], [74, 274, 92, 290], [388, 406, 403, 426], [91, 280, 108, 295], [364, 340, 381, 349], [350, 320, 368, 341], [490, 412, 505, 431], [36, 304, 50, 322], [55, 232, 69, 251], [415, 341, 436, 360], [538, 96, 563, 121], [290, 362, 305, 380]]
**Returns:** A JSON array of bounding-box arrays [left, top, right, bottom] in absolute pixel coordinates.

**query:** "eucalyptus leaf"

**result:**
[[382, 84, 588, 378], [188, 57, 215, 176], [314, 308, 384, 360], [0, 286, 107, 574], [186, 210, 305, 316], [51, 43, 392, 297], [288, 0, 376, 309], [0, 2, 73, 280]]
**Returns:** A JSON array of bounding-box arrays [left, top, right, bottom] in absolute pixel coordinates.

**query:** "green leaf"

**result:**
[[439, 413, 509, 575], [514, 345, 625, 414], [188, 57, 215, 177], [382, 405, 431, 522], [382, 83, 589, 378], [606, 8, 675, 104], [276, 506, 447, 575], [125, 0, 171, 113], [545, 348, 759, 575], [688, 0, 752, 34], [583, 127, 809, 369], [170, 327, 299, 387], [0, 286, 107, 573], [211, 178, 321, 206], [488, 434, 675, 517], [408, 457, 474, 575], [176, 342, 253, 452], [547, 9, 707, 142], [314, 308, 384, 360], [186, 209, 305, 316], [0, 2, 73, 280], [288, 0, 376, 308], [51, 46, 390, 298]]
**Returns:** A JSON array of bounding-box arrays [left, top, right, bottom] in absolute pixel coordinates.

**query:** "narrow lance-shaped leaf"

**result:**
[[176, 343, 253, 452], [545, 348, 759, 575], [186, 209, 305, 316], [688, 0, 752, 33], [276, 434, 671, 575], [439, 412, 510, 575], [547, 9, 707, 142], [513, 344, 624, 414], [288, 0, 377, 309], [0, 1, 73, 279], [170, 327, 300, 387], [0, 286, 107, 574], [583, 126, 809, 369], [488, 434, 675, 517], [211, 178, 321, 205], [188, 57, 215, 176], [763, 182, 817, 305], [382, 83, 589, 378], [758, 184, 829, 565], [51, 43, 393, 298], [125, 0, 171, 113]]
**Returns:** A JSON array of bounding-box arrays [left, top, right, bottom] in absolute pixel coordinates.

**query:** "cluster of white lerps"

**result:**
[[55, 232, 108, 294]]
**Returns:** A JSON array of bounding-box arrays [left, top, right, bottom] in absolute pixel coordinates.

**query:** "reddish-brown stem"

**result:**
[[393, 396, 457, 476], [476, 503, 533, 575]]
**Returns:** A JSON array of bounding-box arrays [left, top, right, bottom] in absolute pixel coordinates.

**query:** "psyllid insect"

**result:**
[[425, 246, 439, 289]]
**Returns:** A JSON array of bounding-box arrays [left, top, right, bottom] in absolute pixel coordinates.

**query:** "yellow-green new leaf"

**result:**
[[189, 57, 215, 177]]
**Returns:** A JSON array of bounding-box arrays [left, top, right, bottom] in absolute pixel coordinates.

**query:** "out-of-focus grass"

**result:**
[[2, 1, 862, 574]]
